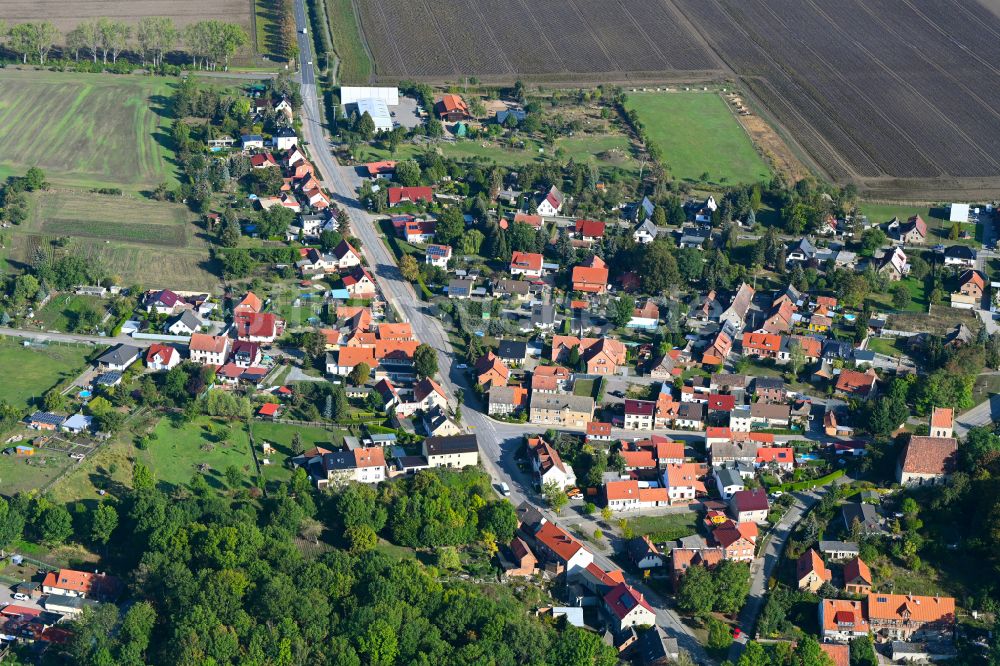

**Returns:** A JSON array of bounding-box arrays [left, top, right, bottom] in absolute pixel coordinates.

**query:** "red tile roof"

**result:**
[[603, 582, 654, 620], [624, 399, 656, 416], [901, 436, 958, 475], [731, 489, 769, 512], [930, 406, 954, 430], [146, 344, 177, 365], [510, 251, 543, 272], [756, 447, 795, 464], [534, 521, 586, 563], [258, 403, 280, 416], [843, 556, 872, 586], [836, 368, 878, 395], [866, 593, 955, 625], [189, 333, 229, 354], [572, 265, 609, 292], [707, 394, 736, 411], [388, 186, 434, 205], [587, 421, 611, 436], [820, 644, 850, 666], [797, 549, 831, 583], [574, 219, 606, 238]]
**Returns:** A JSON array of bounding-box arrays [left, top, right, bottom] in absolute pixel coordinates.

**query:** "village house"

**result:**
[[843, 557, 873, 594], [474, 351, 510, 390], [586, 421, 613, 443], [235, 312, 285, 344], [42, 569, 120, 601], [674, 402, 705, 429], [835, 368, 879, 399], [797, 549, 832, 592], [943, 244, 976, 269], [435, 94, 470, 121], [231, 340, 262, 368], [951, 269, 985, 309], [603, 583, 656, 633], [573, 219, 606, 242], [527, 437, 577, 490], [876, 246, 910, 281], [867, 593, 956, 642], [887, 214, 928, 244], [623, 399, 656, 430], [97, 345, 141, 372], [422, 434, 479, 469], [292, 446, 387, 488], [423, 406, 462, 438], [571, 256, 610, 294], [627, 536, 664, 569], [661, 463, 706, 504], [711, 520, 757, 562], [425, 244, 452, 268], [501, 536, 538, 578], [532, 520, 593, 574], [729, 489, 769, 523], [188, 333, 231, 366], [756, 446, 795, 471], [146, 344, 180, 371], [713, 467, 744, 500], [820, 540, 860, 561], [550, 336, 627, 375], [531, 365, 572, 394], [604, 480, 670, 512], [166, 310, 202, 336], [742, 332, 782, 360], [529, 393, 595, 428], [750, 402, 791, 428], [388, 186, 434, 206], [509, 251, 545, 278], [487, 385, 528, 416], [820, 598, 870, 642], [670, 546, 724, 588], [535, 185, 564, 217], [343, 266, 377, 298], [720, 283, 755, 330]]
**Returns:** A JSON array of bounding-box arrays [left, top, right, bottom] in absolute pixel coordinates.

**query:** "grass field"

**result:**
[[353, 133, 640, 174], [145, 416, 255, 491], [629, 512, 700, 543], [250, 421, 350, 485], [625, 92, 771, 185], [0, 453, 75, 497], [3, 189, 219, 291], [0, 70, 177, 192], [326, 0, 373, 84], [36, 294, 108, 333], [0, 340, 93, 409]]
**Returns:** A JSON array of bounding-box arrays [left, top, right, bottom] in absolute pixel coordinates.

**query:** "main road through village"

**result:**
[[287, 5, 847, 660]]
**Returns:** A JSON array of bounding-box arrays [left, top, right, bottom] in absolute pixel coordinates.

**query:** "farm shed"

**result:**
[[340, 86, 399, 106], [949, 203, 970, 223], [355, 99, 393, 133]]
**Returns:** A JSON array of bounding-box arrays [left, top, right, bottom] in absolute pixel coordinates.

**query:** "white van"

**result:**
[[499, 482, 511, 497]]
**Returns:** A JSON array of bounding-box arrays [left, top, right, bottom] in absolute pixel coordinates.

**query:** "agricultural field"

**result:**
[[3, 189, 220, 292], [0, 0, 253, 33], [0, 340, 93, 409], [325, 0, 373, 84], [625, 92, 771, 185], [0, 70, 177, 192], [672, 0, 1000, 194], [355, 0, 721, 82]]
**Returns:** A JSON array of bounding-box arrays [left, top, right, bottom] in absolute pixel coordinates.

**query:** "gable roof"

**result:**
[[820, 644, 850, 666], [235, 291, 263, 313], [423, 434, 477, 456], [731, 489, 769, 512], [836, 368, 878, 395], [146, 344, 178, 365], [930, 406, 954, 430], [98, 344, 141, 366], [534, 520, 585, 563], [603, 582, 654, 620], [510, 251, 543, 272], [843, 556, 872, 586], [866, 592, 955, 625], [901, 435, 958, 475], [574, 219, 606, 238], [797, 549, 831, 583]]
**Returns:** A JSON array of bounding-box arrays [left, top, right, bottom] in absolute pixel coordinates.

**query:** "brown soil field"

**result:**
[[0, 0, 253, 32]]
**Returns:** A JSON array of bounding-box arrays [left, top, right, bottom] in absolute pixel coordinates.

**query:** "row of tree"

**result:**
[[0, 17, 247, 69]]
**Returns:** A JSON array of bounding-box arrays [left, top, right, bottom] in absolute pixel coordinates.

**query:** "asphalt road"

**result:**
[[287, 4, 716, 656]]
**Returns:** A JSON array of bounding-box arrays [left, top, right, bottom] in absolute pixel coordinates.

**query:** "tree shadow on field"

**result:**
[[150, 94, 174, 120], [152, 129, 183, 172]]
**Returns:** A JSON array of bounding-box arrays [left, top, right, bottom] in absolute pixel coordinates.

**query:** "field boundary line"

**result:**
[[347, 0, 376, 83]]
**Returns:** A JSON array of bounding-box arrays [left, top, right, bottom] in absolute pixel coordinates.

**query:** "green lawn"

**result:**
[[629, 512, 699, 543], [144, 416, 256, 491], [0, 452, 74, 497], [326, 0, 373, 84], [36, 294, 108, 333], [573, 379, 596, 398], [625, 92, 771, 185], [250, 420, 350, 485], [865, 337, 901, 356], [0, 70, 178, 192], [868, 276, 928, 313], [0, 340, 93, 409]]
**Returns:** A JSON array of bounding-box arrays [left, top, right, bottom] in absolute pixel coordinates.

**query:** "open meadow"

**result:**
[[0, 340, 93, 410], [625, 92, 771, 185], [144, 416, 256, 491], [1, 189, 220, 292], [0, 70, 177, 192]]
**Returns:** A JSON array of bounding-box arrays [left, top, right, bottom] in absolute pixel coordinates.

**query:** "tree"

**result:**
[[413, 343, 438, 379], [356, 618, 398, 666], [641, 240, 680, 293], [394, 160, 421, 187], [601, 506, 613, 522], [890, 283, 910, 310], [399, 254, 421, 282], [331, 384, 349, 421], [738, 641, 771, 666], [8, 23, 37, 63], [541, 480, 568, 514], [97, 18, 130, 63], [435, 546, 461, 570], [39, 504, 73, 546], [713, 561, 751, 614], [346, 524, 377, 554], [706, 617, 733, 650], [224, 465, 243, 489], [607, 295, 635, 328], [0, 498, 25, 552], [137, 17, 178, 67], [348, 362, 371, 386], [32, 22, 59, 64], [434, 207, 465, 246], [793, 636, 833, 666], [849, 635, 878, 666], [89, 504, 118, 547], [948, 221, 961, 240], [859, 227, 887, 256], [677, 564, 717, 616], [356, 112, 376, 140]]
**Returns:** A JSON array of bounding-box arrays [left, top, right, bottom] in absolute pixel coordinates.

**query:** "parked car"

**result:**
[[12, 593, 28, 601], [499, 482, 511, 497]]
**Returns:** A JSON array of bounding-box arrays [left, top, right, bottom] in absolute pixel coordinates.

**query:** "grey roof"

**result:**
[[530, 393, 594, 413], [634, 627, 679, 665], [322, 451, 356, 472], [640, 196, 655, 218], [711, 441, 758, 460], [424, 433, 478, 456], [62, 414, 93, 431], [494, 279, 530, 295], [497, 339, 528, 360], [714, 467, 744, 488], [675, 534, 709, 549], [95, 371, 122, 386], [822, 339, 854, 359], [168, 309, 202, 331], [531, 304, 555, 325], [677, 402, 704, 420], [788, 237, 817, 257], [635, 219, 658, 236], [945, 244, 976, 259], [842, 502, 880, 531], [711, 373, 748, 390], [488, 385, 520, 406], [819, 540, 859, 553], [274, 127, 297, 137], [753, 376, 785, 390], [448, 279, 474, 296], [750, 402, 791, 420], [98, 344, 140, 366]]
